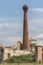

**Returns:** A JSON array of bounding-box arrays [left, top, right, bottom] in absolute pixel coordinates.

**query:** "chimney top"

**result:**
[[23, 5, 28, 11]]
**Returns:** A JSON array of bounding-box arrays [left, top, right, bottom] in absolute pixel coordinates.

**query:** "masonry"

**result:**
[[36, 46, 43, 62], [23, 5, 30, 49], [0, 37, 36, 62]]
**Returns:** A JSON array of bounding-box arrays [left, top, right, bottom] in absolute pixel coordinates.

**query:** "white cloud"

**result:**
[[35, 34, 43, 45], [31, 34, 43, 46], [0, 37, 22, 46], [4, 37, 22, 43], [36, 41, 43, 46], [29, 18, 43, 46], [30, 18, 43, 23], [36, 34, 43, 39], [0, 17, 19, 21], [29, 18, 43, 36], [30, 8, 43, 12], [0, 23, 22, 29]]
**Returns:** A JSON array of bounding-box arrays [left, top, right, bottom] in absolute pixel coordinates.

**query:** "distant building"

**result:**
[[35, 45, 43, 62], [12, 41, 23, 50], [29, 37, 36, 53], [0, 38, 43, 63], [0, 45, 4, 63], [0, 38, 37, 62]]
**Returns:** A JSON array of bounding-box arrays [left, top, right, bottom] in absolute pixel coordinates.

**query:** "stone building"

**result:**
[[12, 41, 23, 50], [0, 38, 36, 62], [0, 44, 29, 62], [0, 40, 43, 63], [0, 38, 43, 63], [0, 41, 23, 62], [36, 45, 43, 62], [4, 46, 13, 60], [30, 37, 36, 53], [0, 45, 4, 63]]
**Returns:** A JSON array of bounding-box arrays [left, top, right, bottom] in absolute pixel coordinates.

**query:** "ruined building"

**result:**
[[0, 5, 43, 63]]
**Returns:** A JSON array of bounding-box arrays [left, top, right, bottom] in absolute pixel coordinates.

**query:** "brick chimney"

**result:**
[[23, 5, 30, 49]]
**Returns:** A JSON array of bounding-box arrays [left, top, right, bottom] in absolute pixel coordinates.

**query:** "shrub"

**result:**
[[5, 55, 36, 63]]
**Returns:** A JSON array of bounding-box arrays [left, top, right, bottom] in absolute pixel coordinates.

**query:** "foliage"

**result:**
[[5, 54, 36, 63]]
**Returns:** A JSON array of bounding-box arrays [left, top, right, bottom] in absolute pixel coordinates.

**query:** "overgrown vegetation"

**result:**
[[5, 54, 36, 63]]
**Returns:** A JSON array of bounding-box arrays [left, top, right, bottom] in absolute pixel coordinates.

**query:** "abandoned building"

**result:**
[[0, 37, 36, 62], [0, 5, 43, 63]]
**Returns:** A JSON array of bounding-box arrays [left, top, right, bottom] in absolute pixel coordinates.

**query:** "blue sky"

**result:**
[[0, 0, 43, 46]]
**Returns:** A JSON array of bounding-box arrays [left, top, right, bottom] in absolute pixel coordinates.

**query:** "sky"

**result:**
[[0, 0, 43, 46]]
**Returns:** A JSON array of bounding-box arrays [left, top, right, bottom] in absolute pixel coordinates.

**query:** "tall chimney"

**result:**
[[23, 5, 30, 49]]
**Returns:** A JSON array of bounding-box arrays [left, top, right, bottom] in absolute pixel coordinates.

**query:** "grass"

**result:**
[[0, 63, 43, 65]]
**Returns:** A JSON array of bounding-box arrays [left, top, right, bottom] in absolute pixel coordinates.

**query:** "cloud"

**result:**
[[35, 34, 43, 45], [0, 17, 22, 24], [29, 18, 43, 37], [0, 17, 19, 21], [0, 23, 22, 29], [32, 33, 43, 46], [0, 23, 23, 38], [4, 37, 22, 43], [36, 41, 43, 46], [0, 23, 23, 39], [30, 8, 43, 12], [36, 34, 43, 39], [29, 18, 43, 46], [0, 37, 22, 46]]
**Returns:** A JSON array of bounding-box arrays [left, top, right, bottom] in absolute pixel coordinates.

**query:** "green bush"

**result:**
[[5, 55, 36, 63]]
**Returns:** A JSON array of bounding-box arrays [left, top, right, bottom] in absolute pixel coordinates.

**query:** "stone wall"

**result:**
[[36, 46, 42, 62]]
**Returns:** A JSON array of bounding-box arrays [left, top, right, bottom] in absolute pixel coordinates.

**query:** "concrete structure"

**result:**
[[0, 45, 30, 62], [0, 38, 36, 62], [36, 46, 43, 62], [23, 5, 30, 49], [4, 46, 14, 60], [30, 37, 36, 53], [12, 41, 23, 50], [0, 45, 4, 63], [0, 43, 43, 63]]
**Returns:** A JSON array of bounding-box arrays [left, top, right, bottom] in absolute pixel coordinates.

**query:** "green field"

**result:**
[[0, 63, 43, 65]]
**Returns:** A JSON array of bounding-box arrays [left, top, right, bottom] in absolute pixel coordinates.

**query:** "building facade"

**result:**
[[36, 46, 43, 62]]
